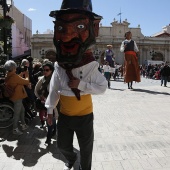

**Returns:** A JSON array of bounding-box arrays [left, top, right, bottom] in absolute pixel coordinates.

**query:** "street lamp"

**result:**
[[39, 49, 46, 59], [150, 50, 157, 60], [6, 0, 12, 8], [93, 49, 101, 60], [0, 0, 12, 13]]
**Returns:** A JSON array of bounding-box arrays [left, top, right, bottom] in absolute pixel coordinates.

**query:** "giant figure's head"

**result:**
[[50, 0, 102, 65]]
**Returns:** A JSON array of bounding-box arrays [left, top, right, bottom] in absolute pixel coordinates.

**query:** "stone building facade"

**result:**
[[0, 1, 32, 58], [31, 33, 56, 62], [31, 19, 170, 65], [95, 19, 170, 65]]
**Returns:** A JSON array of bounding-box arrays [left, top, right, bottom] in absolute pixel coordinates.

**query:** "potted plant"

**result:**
[[0, 14, 14, 29]]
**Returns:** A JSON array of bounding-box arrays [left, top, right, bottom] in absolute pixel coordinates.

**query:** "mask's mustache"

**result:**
[[57, 38, 82, 46]]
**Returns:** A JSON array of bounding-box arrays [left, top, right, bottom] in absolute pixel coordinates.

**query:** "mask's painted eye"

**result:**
[[58, 26, 63, 31], [77, 24, 85, 29]]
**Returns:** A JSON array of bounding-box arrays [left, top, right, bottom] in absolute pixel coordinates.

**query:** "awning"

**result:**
[[12, 49, 31, 60]]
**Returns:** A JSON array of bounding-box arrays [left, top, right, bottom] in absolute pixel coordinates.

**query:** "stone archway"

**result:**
[[45, 51, 56, 62], [152, 52, 164, 61]]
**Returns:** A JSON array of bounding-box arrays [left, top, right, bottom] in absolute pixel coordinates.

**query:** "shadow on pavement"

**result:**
[[2, 125, 48, 167], [109, 88, 125, 91], [132, 88, 170, 95], [110, 79, 124, 82], [1, 117, 81, 169]]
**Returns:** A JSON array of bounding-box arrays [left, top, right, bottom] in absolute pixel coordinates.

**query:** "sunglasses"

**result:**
[[43, 69, 50, 72]]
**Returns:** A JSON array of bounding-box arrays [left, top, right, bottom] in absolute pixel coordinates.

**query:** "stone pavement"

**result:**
[[0, 77, 170, 170]]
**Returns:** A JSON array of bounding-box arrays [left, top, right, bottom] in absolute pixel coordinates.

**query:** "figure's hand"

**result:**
[[136, 51, 140, 57], [40, 96, 45, 101], [47, 114, 53, 126], [68, 78, 80, 88]]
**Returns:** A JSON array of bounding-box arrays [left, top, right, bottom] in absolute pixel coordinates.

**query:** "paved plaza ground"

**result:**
[[0, 77, 170, 170]]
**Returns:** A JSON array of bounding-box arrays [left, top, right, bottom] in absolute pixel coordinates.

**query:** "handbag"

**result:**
[[2, 84, 15, 98], [3, 76, 15, 98]]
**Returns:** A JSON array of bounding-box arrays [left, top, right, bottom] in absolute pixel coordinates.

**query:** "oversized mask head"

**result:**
[[50, 0, 102, 65]]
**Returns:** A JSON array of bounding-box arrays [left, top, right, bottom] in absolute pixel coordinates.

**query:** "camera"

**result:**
[[20, 66, 28, 72]]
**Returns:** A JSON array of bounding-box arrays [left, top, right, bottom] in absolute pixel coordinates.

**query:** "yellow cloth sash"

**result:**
[[60, 94, 93, 116]]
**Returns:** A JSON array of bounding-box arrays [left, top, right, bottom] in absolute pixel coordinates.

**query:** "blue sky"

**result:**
[[13, 0, 170, 36]]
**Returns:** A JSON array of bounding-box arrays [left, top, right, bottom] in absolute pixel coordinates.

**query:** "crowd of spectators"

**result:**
[[140, 62, 170, 80], [2, 56, 57, 145], [100, 61, 170, 88], [1, 57, 170, 139]]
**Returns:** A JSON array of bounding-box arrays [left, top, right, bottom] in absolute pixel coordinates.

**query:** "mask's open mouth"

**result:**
[[61, 42, 80, 54]]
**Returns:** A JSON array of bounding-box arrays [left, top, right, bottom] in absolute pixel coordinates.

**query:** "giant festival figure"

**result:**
[[120, 31, 141, 89], [45, 0, 107, 169]]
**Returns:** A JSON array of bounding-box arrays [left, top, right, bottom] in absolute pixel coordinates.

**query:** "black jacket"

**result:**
[[160, 65, 170, 77]]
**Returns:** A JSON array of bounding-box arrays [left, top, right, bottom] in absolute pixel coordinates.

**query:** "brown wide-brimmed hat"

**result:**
[[107, 44, 113, 47]]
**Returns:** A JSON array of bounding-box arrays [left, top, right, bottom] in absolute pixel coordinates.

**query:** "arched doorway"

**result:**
[[152, 52, 164, 61], [46, 51, 56, 62]]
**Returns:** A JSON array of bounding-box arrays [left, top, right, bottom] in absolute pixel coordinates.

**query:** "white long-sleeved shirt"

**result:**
[[120, 39, 139, 52], [45, 61, 107, 114], [103, 65, 111, 72]]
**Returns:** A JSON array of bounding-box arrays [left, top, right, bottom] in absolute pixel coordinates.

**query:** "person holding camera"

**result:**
[[19, 59, 37, 117], [20, 59, 36, 90], [4, 60, 30, 135]]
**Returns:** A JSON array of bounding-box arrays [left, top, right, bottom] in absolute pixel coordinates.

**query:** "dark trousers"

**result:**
[[128, 81, 133, 88], [57, 113, 94, 170], [104, 72, 111, 88], [46, 117, 56, 141], [161, 76, 168, 86], [113, 69, 118, 80]]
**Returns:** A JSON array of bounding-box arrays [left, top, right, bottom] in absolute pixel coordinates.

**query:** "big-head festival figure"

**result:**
[[45, 0, 107, 169]]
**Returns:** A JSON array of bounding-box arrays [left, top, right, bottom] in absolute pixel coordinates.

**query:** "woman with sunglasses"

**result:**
[[34, 62, 58, 144]]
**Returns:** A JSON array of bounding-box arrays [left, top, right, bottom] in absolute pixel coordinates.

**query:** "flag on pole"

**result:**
[[117, 12, 122, 16]]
